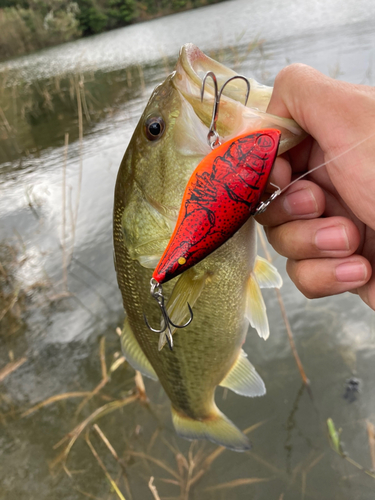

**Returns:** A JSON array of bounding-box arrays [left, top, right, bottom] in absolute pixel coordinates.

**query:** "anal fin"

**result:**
[[219, 349, 265, 397], [121, 318, 157, 380], [171, 405, 251, 452]]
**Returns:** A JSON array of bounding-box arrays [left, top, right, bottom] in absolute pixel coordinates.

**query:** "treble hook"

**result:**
[[144, 278, 193, 351], [200, 71, 251, 149]]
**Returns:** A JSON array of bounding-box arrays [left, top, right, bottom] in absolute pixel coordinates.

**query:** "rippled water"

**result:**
[[0, 0, 375, 499]]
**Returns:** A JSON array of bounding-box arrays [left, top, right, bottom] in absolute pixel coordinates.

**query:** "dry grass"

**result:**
[[62, 132, 69, 292], [15, 315, 374, 500], [148, 477, 161, 500], [366, 420, 375, 471], [0, 241, 52, 336], [18, 327, 284, 499], [20, 392, 91, 418], [85, 431, 127, 500], [0, 356, 27, 383]]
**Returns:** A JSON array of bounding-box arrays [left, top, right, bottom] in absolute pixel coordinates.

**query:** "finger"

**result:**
[[286, 256, 371, 299], [265, 156, 292, 193], [266, 216, 361, 260], [283, 134, 315, 174], [357, 233, 375, 310], [267, 63, 375, 231], [256, 180, 325, 227], [357, 274, 375, 311]]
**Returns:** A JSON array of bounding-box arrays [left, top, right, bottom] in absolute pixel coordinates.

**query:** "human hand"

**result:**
[[256, 64, 375, 310]]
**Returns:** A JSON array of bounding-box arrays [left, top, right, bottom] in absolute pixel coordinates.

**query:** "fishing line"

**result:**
[[255, 129, 375, 215], [276, 130, 375, 197]]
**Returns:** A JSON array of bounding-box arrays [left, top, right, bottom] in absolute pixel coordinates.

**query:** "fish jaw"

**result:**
[[173, 43, 306, 154]]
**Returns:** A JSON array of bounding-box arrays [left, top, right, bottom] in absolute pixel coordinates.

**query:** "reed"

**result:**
[[327, 418, 375, 479], [62, 132, 69, 292]]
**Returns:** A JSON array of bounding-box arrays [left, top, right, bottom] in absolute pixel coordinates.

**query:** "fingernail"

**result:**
[[283, 188, 318, 216], [315, 225, 349, 251], [335, 262, 367, 282]]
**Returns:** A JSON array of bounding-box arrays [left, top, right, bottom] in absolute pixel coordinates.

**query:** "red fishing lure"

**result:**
[[153, 129, 281, 284]]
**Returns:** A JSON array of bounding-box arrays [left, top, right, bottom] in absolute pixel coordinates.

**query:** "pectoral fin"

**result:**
[[158, 268, 209, 350], [171, 405, 251, 452], [121, 184, 174, 266], [138, 254, 163, 269], [219, 349, 266, 397], [254, 256, 283, 289], [121, 318, 157, 380]]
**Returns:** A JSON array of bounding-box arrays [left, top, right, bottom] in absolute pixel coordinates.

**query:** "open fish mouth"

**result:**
[[172, 43, 305, 154]]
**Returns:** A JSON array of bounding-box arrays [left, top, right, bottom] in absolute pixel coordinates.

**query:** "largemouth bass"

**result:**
[[113, 44, 305, 451]]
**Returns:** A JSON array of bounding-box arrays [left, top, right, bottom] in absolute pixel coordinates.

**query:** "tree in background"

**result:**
[[0, 0, 224, 61], [75, 0, 107, 35]]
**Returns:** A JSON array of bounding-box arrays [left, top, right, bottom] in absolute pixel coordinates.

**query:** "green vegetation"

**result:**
[[0, 0, 224, 61]]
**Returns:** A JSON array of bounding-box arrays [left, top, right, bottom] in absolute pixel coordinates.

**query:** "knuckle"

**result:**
[[287, 259, 318, 299], [264, 225, 286, 254], [274, 63, 311, 86], [271, 223, 298, 258]]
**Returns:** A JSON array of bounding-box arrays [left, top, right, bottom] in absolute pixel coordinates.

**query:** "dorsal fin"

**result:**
[[219, 349, 266, 397]]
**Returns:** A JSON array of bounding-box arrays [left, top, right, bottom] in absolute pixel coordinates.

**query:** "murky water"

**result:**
[[0, 0, 375, 499]]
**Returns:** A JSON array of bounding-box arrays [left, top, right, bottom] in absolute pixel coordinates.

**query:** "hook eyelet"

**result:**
[[144, 279, 193, 351]]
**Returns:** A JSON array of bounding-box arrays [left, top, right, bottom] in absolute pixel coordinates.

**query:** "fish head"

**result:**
[[116, 44, 305, 262], [119, 43, 305, 213], [119, 71, 212, 219]]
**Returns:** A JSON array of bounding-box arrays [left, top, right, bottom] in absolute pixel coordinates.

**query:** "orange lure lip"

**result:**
[[153, 129, 281, 284]]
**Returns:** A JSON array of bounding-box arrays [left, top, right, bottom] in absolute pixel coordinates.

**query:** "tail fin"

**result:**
[[171, 405, 251, 452]]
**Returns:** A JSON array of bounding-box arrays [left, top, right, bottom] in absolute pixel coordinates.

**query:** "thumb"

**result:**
[[267, 64, 375, 230]]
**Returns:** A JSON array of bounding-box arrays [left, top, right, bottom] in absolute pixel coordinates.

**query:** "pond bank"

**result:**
[[0, 0, 224, 62]]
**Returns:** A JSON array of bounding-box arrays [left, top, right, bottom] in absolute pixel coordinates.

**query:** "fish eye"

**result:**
[[144, 116, 165, 141]]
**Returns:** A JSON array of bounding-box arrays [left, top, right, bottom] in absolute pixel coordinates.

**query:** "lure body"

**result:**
[[153, 129, 281, 284]]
